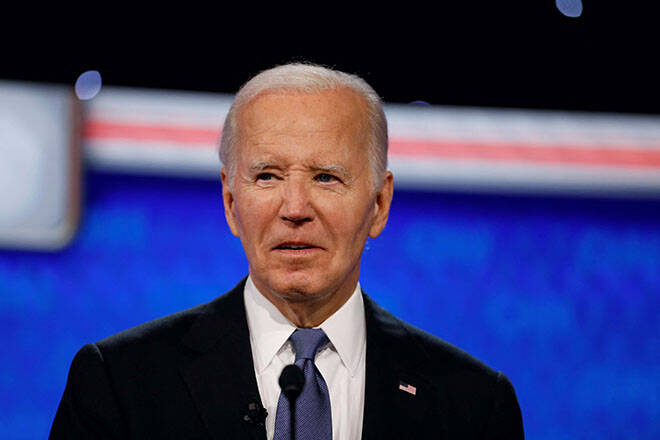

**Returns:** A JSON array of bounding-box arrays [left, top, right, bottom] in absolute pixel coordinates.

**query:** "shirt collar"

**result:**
[[243, 275, 366, 377]]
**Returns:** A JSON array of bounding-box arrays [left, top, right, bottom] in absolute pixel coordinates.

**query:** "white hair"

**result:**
[[219, 63, 388, 189]]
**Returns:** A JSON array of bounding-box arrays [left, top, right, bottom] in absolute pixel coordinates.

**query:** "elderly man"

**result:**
[[51, 64, 524, 439]]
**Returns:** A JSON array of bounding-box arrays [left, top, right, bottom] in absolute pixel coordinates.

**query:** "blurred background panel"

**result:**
[[0, 81, 80, 250], [1, 2, 660, 439]]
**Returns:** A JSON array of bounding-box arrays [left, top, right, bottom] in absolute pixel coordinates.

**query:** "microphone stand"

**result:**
[[279, 364, 305, 440], [289, 395, 296, 440]]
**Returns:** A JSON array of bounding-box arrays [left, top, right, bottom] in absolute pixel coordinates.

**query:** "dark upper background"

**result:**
[[2, 2, 659, 114]]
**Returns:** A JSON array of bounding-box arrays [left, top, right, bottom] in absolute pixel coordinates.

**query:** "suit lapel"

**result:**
[[180, 278, 266, 440], [361, 293, 447, 439], [177, 282, 446, 439]]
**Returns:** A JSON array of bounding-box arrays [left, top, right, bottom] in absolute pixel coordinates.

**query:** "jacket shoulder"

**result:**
[[96, 299, 212, 351], [364, 293, 497, 377], [399, 317, 498, 377], [362, 293, 524, 438], [96, 277, 247, 357]]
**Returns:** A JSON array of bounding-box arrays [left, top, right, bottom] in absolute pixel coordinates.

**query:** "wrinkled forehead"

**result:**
[[234, 88, 370, 147]]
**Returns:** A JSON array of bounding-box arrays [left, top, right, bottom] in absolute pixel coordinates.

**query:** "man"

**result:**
[[51, 63, 524, 439]]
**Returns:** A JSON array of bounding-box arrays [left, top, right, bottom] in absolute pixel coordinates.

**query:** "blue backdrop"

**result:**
[[1, 171, 659, 439]]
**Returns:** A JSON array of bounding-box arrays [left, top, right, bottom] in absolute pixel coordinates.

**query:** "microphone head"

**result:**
[[279, 364, 305, 400]]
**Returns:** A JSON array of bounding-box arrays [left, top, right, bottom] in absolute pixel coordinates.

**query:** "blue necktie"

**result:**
[[273, 328, 332, 440]]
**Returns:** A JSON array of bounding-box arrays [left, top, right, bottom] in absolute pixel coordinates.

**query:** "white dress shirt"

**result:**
[[243, 276, 366, 440]]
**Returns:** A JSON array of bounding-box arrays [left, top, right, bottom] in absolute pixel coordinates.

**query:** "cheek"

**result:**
[[234, 193, 276, 242], [330, 202, 375, 245]]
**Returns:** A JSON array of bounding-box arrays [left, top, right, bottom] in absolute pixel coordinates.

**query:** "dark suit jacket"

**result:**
[[50, 278, 524, 439]]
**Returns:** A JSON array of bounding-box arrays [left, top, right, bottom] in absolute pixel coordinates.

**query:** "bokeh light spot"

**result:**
[[75, 70, 102, 100], [556, 0, 583, 18]]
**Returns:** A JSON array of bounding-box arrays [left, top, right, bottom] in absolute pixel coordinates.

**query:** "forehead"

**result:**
[[235, 89, 369, 162]]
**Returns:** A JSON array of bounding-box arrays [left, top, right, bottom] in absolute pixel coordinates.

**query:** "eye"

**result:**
[[315, 173, 338, 183], [256, 172, 276, 181]]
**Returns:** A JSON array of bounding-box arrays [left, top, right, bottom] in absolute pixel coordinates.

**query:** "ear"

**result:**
[[368, 171, 394, 238], [221, 167, 240, 237]]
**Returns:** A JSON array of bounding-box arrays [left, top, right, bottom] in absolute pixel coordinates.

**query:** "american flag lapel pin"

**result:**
[[398, 380, 417, 396]]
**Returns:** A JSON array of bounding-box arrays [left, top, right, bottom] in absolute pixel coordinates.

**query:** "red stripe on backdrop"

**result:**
[[389, 139, 660, 168], [84, 120, 220, 145], [83, 119, 660, 168]]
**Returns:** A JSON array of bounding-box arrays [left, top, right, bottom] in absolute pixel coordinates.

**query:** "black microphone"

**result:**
[[279, 364, 305, 440]]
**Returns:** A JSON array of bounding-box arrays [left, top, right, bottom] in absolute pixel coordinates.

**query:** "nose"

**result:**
[[280, 177, 314, 225]]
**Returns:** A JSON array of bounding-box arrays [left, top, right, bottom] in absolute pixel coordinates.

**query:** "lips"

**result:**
[[272, 241, 322, 252], [276, 244, 315, 250]]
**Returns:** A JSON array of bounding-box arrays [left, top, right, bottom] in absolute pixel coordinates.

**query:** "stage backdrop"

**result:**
[[1, 170, 659, 439]]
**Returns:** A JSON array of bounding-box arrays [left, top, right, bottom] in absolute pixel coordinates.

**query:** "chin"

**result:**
[[267, 272, 331, 302]]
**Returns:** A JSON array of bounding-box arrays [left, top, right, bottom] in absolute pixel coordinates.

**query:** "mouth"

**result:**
[[273, 242, 322, 254]]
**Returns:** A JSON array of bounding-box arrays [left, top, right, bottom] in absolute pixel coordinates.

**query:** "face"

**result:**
[[222, 88, 393, 312]]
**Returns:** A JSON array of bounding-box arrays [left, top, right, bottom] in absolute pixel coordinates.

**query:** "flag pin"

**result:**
[[398, 381, 417, 396]]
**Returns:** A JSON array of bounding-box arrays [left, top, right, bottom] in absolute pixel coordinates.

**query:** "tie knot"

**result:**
[[289, 328, 329, 361]]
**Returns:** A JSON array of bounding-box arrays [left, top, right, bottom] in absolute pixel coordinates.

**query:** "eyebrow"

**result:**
[[248, 161, 280, 172]]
